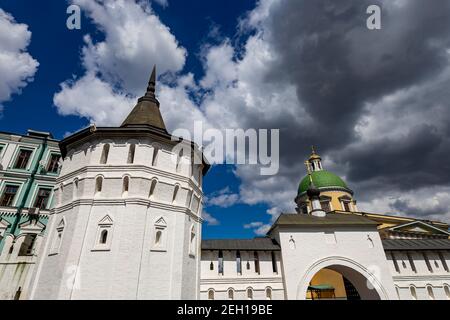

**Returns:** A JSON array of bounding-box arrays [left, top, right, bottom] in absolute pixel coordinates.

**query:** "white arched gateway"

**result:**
[[297, 256, 389, 300]]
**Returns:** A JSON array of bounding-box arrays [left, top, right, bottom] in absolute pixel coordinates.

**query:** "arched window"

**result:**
[[73, 178, 79, 199], [410, 286, 417, 300], [51, 219, 65, 254], [100, 230, 108, 244], [208, 290, 214, 300], [95, 176, 103, 194], [93, 215, 113, 251], [172, 184, 179, 204], [266, 287, 272, 300], [427, 286, 435, 300], [247, 288, 253, 300], [228, 289, 234, 300], [127, 144, 136, 164], [152, 217, 167, 251], [149, 179, 157, 199], [122, 176, 129, 197], [444, 285, 450, 299], [152, 146, 159, 166], [176, 149, 184, 173], [210, 262, 214, 270], [100, 144, 110, 164], [155, 230, 162, 246]]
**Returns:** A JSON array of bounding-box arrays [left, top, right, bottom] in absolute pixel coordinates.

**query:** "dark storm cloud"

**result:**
[[247, 0, 450, 217]]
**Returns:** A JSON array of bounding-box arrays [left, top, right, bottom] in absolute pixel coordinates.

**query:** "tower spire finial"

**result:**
[[145, 65, 156, 97]]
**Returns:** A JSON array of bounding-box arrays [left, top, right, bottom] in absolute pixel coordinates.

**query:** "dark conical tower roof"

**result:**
[[121, 65, 167, 132]]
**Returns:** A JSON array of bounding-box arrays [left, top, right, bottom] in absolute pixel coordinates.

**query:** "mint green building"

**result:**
[[0, 129, 60, 299]]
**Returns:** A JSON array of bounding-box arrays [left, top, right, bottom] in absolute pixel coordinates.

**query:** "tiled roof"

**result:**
[[202, 237, 280, 251], [382, 239, 450, 250]]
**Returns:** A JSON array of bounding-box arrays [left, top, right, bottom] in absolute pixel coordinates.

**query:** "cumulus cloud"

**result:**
[[0, 8, 39, 111], [205, 187, 240, 208], [53, 0, 450, 235], [54, 0, 193, 127], [198, 0, 450, 229], [202, 211, 220, 226]]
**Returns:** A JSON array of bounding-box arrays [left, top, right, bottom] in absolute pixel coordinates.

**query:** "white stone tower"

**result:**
[[30, 66, 209, 299]]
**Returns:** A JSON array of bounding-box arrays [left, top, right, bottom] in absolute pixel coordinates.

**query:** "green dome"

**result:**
[[298, 170, 350, 195]]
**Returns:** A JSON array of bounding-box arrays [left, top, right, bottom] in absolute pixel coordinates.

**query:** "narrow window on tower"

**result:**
[[92, 215, 113, 251], [172, 184, 179, 204], [122, 176, 129, 197], [151, 217, 167, 252], [100, 144, 110, 164], [127, 144, 136, 164], [95, 176, 103, 195], [189, 226, 196, 256], [149, 179, 157, 200], [50, 219, 65, 255], [151, 145, 159, 166], [176, 149, 183, 173], [208, 289, 214, 300]]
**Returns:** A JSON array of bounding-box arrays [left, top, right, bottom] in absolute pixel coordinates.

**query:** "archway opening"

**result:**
[[306, 265, 381, 300]]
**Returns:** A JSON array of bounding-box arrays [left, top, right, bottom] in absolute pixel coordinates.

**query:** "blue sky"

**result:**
[[0, 0, 272, 239], [2, 0, 450, 237]]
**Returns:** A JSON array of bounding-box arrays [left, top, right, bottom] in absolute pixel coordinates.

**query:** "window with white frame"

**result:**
[[33, 187, 52, 209], [0, 184, 19, 207], [92, 215, 113, 251], [14, 148, 33, 170], [151, 217, 167, 251], [47, 153, 61, 173]]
